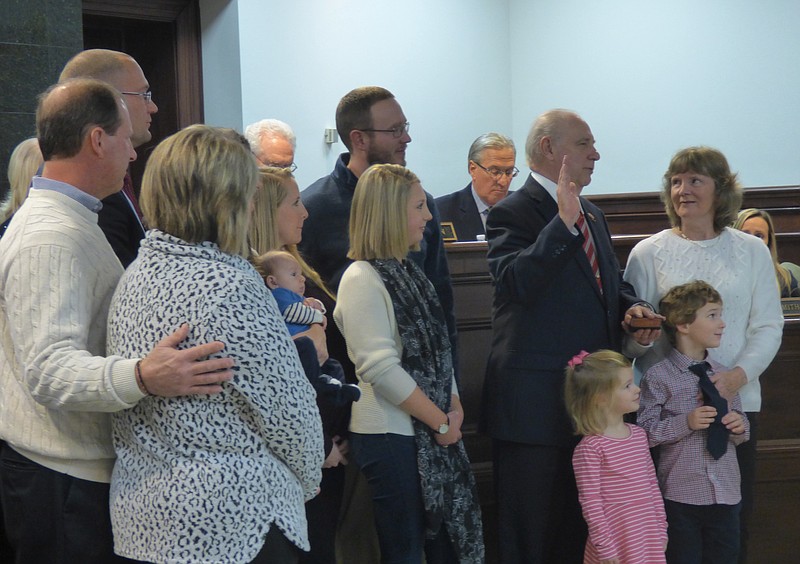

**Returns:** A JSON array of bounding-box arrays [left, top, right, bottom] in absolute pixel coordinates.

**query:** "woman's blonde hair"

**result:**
[[140, 124, 258, 257], [348, 164, 421, 261], [250, 167, 291, 255], [732, 208, 792, 295], [564, 350, 631, 436], [249, 167, 334, 299], [2, 137, 43, 222]]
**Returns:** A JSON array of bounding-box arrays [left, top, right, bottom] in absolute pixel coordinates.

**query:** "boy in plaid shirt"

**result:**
[[638, 280, 749, 564]]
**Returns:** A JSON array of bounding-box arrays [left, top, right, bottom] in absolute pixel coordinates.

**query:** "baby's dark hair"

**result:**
[[564, 350, 631, 436], [659, 280, 722, 345]]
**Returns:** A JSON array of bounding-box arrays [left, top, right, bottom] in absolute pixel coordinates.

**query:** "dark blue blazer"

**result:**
[[98, 191, 145, 268], [434, 184, 485, 242], [481, 175, 640, 446]]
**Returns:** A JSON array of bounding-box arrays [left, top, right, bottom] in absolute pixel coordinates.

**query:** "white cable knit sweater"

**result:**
[[624, 228, 784, 411], [0, 189, 141, 483]]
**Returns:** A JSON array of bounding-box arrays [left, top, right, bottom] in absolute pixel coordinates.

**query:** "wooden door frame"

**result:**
[[82, 0, 204, 127]]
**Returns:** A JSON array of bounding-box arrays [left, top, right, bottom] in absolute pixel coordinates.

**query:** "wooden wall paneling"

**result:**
[[446, 242, 497, 563]]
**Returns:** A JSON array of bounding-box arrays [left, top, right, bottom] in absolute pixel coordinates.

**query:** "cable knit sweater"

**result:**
[[107, 230, 323, 562], [0, 189, 141, 483], [334, 261, 457, 436], [624, 228, 783, 411]]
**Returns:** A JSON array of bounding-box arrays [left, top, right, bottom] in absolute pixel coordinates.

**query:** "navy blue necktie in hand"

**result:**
[[688, 362, 729, 460]]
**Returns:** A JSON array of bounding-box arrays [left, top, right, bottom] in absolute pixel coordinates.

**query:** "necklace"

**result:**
[[674, 227, 721, 247]]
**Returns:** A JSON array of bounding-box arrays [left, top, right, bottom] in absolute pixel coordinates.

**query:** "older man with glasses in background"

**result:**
[[245, 118, 298, 171], [436, 132, 517, 242]]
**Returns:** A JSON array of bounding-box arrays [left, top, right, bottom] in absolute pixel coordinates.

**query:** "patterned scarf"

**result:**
[[368, 258, 485, 563]]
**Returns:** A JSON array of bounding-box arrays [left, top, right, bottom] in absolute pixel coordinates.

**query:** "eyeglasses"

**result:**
[[263, 162, 298, 173], [121, 91, 153, 103], [472, 161, 519, 180], [360, 122, 410, 138]]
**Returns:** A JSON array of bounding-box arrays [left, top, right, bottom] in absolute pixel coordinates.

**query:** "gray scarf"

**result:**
[[368, 258, 484, 563]]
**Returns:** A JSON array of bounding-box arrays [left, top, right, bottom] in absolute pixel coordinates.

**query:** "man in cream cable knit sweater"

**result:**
[[0, 80, 235, 563]]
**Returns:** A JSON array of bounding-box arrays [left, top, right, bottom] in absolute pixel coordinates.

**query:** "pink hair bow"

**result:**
[[567, 350, 590, 368]]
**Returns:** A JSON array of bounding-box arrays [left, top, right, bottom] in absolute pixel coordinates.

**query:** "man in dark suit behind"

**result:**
[[482, 109, 660, 563], [435, 132, 516, 242], [59, 49, 158, 267]]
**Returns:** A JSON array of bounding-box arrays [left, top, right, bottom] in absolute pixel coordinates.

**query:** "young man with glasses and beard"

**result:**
[[298, 86, 460, 564]]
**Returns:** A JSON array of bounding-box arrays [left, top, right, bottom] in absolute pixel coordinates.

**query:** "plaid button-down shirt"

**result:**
[[638, 348, 749, 506]]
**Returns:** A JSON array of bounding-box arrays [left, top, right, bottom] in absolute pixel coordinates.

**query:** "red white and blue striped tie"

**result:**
[[577, 212, 602, 293]]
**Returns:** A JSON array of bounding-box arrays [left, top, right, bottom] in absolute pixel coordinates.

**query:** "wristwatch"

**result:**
[[437, 415, 450, 435]]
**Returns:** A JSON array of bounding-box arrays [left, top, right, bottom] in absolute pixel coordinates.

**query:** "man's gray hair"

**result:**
[[468, 132, 515, 164], [524, 109, 579, 168], [244, 118, 296, 159]]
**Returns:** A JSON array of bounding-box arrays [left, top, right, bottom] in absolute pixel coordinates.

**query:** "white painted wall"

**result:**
[[508, 0, 800, 194], [199, 0, 244, 131], [203, 0, 512, 193], [201, 0, 800, 196]]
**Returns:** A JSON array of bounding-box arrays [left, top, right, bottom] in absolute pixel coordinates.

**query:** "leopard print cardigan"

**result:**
[[107, 230, 323, 563]]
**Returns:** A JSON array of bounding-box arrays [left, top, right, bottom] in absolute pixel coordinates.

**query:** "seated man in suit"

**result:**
[[435, 132, 517, 241]]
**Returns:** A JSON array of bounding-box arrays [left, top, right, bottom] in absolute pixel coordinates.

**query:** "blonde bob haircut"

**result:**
[[140, 124, 258, 257], [564, 349, 631, 436], [348, 164, 421, 261]]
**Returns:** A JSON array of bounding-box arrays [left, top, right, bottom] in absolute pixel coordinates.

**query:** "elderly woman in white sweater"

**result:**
[[334, 164, 483, 563], [107, 125, 323, 564], [623, 146, 783, 563]]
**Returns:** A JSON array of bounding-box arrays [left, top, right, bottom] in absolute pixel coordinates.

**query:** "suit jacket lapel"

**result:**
[[522, 177, 604, 301], [522, 176, 558, 226], [460, 183, 486, 238]]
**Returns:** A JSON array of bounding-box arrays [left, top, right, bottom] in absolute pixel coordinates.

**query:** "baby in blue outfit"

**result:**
[[256, 250, 360, 406]]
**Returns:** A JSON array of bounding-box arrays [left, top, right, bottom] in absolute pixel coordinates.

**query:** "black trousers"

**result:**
[[0, 443, 132, 564], [493, 439, 586, 564], [0, 441, 13, 563], [300, 464, 346, 564], [251, 526, 301, 564]]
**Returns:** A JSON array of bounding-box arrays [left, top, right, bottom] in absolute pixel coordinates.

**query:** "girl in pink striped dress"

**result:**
[[565, 350, 668, 564]]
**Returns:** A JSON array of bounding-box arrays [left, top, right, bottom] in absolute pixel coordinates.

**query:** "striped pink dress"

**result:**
[[573, 424, 667, 563]]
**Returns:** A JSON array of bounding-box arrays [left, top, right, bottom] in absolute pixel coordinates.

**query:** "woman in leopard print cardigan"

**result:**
[[107, 126, 323, 564]]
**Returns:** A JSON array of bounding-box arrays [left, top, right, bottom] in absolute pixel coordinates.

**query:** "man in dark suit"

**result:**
[[435, 132, 516, 242], [59, 49, 158, 267], [482, 109, 660, 563]]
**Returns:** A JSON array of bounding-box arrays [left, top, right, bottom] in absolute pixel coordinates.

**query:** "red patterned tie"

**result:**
[[577, 212, 602, 293]]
